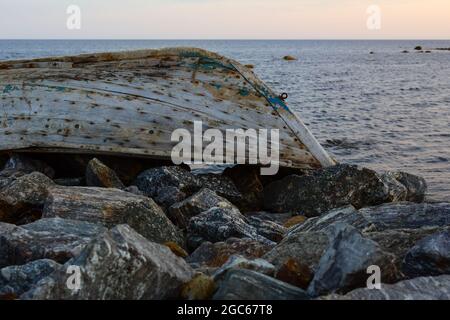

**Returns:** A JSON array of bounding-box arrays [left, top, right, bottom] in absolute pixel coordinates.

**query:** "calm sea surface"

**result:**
[[0, 40, 449, 201]]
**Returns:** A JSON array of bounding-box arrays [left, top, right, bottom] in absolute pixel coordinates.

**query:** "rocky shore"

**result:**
[[0, 153, 449, 300]]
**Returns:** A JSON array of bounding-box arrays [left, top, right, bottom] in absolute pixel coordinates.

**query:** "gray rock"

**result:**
[[3, 154, 55, 178], [42, 186, 184, 246], [0, 218, 106, 267], [187, 238, 275, 268], [291, 206, 373, 234], [168, 188, 236, 229], [360, 202, 450, 231], [247, 216, 287, 242], [402, 230, 450, 277], [0, 172, 54, 224], [213, 255, 275, 280], [22, 225, 194, 300], [0, 259, 62, 298], [263, 229, 330, 271], [85, 158, 125, 189], [384, 171, 427, 202], [308, 223, 399, 296], [196, 174, 242, 205], [365, 227, 446, 271], [381, 173, 408, 202], [134, 166, 201, 209], [213, 269, 309, 300], [322, 275, 450, 300], [187, 207, 273, 250], [263, 164, 393, 217]]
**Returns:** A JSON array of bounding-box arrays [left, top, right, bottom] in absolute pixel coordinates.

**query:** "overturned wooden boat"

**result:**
[[0, 47, 335, 170]]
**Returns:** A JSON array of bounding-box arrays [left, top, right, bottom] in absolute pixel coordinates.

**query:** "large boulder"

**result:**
[[187, 207, 273, 250], [134, 166, 201, 209], [187, 238, 275, 268], [22, 225, 194, 300], [213, 269, 309, 300], [168, 188, 236, 229], [0, 218, 106, 267], [365, 227, 446, 271], [307, 223, 399, 296], [0, 172, 54, 224], [0, 259, 62, 299], [263, 164, 426, 217], [402, 230, 450, 277], [42, 186, 184, 246], [85, 158, 125, 189], [359, 202, 450, 231], [322, 275, 450, 300]]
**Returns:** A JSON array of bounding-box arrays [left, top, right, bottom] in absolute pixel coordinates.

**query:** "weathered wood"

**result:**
[[0, 48, 335, 169]]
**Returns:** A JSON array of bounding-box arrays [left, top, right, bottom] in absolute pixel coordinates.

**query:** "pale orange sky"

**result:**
[[1, 0, 449, 39]]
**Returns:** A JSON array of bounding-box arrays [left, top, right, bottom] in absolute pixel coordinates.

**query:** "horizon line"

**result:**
[[1, 38, 450, 41]]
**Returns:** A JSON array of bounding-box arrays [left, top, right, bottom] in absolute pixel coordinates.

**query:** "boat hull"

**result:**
[[0, 48, 335, 170]]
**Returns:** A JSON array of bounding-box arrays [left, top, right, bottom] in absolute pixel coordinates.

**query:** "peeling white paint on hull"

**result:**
[[0, 47, 335, 170]]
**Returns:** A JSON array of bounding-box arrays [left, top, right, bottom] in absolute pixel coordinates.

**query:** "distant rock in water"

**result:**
[[283, 55, 297, 61], [415, 46, 423, 50]]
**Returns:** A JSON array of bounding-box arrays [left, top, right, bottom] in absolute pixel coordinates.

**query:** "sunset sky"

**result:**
[[1, 0, 449, 39]]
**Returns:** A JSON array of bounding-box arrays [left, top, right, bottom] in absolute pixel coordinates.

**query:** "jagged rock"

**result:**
[[274, 258, 314, 290], [187, 207, 273, 250], [263, 164, 395, 217], [307, 223, 399, 296], [85, 158, 124, 189], [0, 172, 54, 224], [213, 255, 275, 280], [0, 259, 62, 298], [22, 225, 194, 300], [365, 227, 446, 271], [3, 154, 55, 178], [54, 177, 84, 187], [187, 238, 275, 268], [0, 218, 106, 267], [213, 269, 309, 300], [402, 230, 450, 277], [322, 275, 450, 300], [180, 273, 216, 300], [42, 186, 184, 246], [223, 165, 264, 211], [359, 202, 450, 231], [263, 229, 330, 271], [134, 166, 201, 209], [168, 188, 236, 229], [284, 215, 308, 228], [246, 212, 293, 225], [383, 171, 427, 202], [247, 216, 287, 242], [292, 206, 373, 233], [196, 174, 242, 204]]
